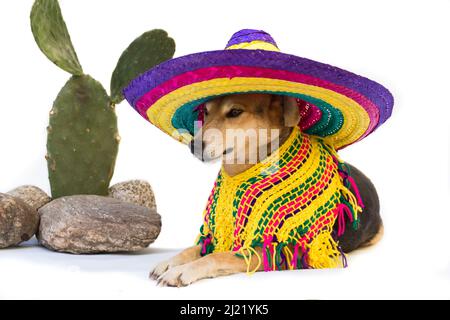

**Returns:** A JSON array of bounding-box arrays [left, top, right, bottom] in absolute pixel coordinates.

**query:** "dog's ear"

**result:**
[[282, 96, 301, 127]]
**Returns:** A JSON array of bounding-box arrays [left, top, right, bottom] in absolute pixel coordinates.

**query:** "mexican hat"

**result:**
[[124, 29, 394, 149]]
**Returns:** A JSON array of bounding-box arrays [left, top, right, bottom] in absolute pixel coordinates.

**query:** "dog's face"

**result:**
[[190, 93, 300, 163]]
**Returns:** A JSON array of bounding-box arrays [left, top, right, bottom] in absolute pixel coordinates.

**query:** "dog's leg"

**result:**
[[361, 224, 384, 248], [150, 245, 202, 280], [157, 250, 263, 287], [336, 163, 384, 253]]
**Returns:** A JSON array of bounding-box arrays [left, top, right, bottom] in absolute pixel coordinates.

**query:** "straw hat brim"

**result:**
[[124, 49, 393, 149]]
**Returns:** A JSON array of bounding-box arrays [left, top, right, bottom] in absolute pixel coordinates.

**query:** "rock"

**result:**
[[38, 195, 161, 254], [0, 193, 39, 248], [7, 185, 51, 211], [109, 180, 157, 210]]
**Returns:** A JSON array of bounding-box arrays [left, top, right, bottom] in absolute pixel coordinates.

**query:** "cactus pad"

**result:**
[[47, 75, 119, 198], [110, 29, 175, 104], [31, 0, 83, 75]]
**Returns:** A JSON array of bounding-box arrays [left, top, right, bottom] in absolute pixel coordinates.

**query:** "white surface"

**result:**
[[0, 237, 448, 300], [1, 0, 449, 300]]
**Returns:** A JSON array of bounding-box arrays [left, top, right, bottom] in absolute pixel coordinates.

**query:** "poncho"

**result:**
[[197, 127, 364, 272]]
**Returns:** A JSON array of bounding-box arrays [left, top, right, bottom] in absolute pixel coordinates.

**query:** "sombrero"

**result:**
[[124, 29, 394, 149]]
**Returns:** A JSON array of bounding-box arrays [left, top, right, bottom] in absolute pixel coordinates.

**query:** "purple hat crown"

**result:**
[[225, 29, 279, 49]]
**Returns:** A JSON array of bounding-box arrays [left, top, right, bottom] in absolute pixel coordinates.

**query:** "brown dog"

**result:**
[[150, 93, 384, 287]]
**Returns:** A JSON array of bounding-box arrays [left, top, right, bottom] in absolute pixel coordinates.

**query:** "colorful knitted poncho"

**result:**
[[198, 127, 364, 272]]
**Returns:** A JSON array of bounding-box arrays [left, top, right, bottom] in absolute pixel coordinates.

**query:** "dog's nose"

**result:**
[[190, 139, 205, 158], [189, 140, 196, 154]]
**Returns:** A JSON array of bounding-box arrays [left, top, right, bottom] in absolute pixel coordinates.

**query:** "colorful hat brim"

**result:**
[[124, 49, 393, 149]]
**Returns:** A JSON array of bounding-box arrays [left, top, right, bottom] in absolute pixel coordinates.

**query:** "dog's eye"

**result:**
[[226, 108, 243, 118]]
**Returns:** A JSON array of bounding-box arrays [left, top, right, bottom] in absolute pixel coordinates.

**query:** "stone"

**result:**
[[0, 193, 39, 248], [109, 180, 157, 210], [38, 195, 161, 254], [7, 185, 51, 211]]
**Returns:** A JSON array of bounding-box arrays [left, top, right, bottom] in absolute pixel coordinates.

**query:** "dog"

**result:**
[[150, 93, 384, 287]]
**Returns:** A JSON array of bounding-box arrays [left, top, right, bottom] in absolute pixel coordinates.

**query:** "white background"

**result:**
[[0, 0, 449, 300]]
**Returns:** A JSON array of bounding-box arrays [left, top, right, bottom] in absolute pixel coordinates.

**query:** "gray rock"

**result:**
[[38, 195, 161, 254], [0, 193, 39, 248], [7, 185, 51, 211], [109, 180, 157, 210]]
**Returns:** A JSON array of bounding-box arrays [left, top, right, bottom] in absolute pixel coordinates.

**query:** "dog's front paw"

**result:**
[[150, 260, 172, 280], [157, 265, 198, 287]]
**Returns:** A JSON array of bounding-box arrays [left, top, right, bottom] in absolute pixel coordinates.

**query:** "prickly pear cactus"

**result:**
[[111, 29, 176, 104], [47, 75, 119, 198], [30, 0, 176, 198], [31, 0, 83, 75]]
